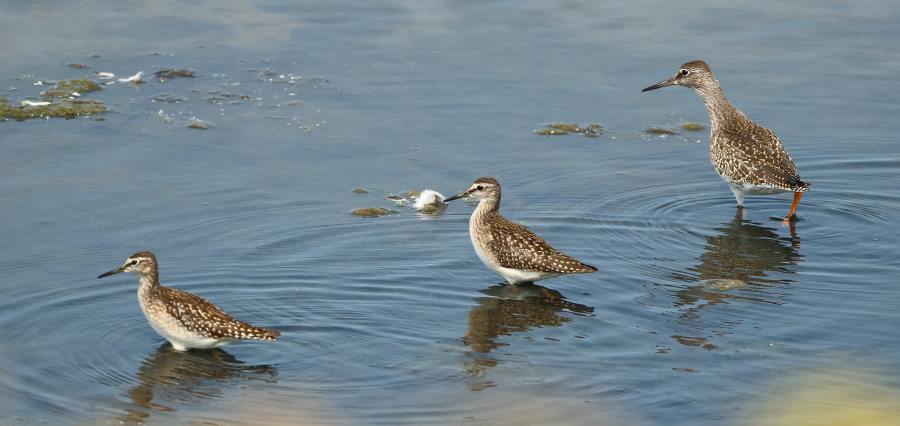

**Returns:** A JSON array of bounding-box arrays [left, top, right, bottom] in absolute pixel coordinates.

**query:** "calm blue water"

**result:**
[[1, 0, 899, 424]]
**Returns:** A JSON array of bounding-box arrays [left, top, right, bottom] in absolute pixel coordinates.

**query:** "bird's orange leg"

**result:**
[[785, 192, 803, 222]]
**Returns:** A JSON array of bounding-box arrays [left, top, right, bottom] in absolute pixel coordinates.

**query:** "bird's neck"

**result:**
[[695, 82, 744, 132], [471, 196, 500, 228], [474, 195, 500, 216], [137, 269, 160, 290]]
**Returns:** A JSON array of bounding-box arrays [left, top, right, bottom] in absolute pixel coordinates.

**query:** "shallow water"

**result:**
[[2, 0, 900, 424]]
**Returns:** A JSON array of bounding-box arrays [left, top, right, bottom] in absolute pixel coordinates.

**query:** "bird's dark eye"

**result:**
[[131, 260, 138, 266], [476, 185, 484, 191], [680, 69, 689, 76]]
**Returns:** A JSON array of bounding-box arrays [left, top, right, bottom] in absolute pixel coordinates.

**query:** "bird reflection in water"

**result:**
[[669, 210, 801, 349], [116, 343, 276, 424], [463, 283, 593, 390]]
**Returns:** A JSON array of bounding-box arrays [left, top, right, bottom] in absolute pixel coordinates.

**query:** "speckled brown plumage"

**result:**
[[643, 60, 809, 217], [710, 114, 808, 192], [473, 210, 597, 274], [99, 251, 279, 351], [147, 285, 280, 341], [446, 177, 597, 284]]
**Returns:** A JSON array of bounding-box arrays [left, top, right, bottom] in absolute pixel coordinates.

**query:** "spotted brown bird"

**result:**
[[642, 60, 809, 221], [445, 177, 597, 284], [98, 251, 280, 351]]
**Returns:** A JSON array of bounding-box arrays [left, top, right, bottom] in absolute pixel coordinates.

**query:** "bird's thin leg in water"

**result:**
[[783, 192, 804, 224]]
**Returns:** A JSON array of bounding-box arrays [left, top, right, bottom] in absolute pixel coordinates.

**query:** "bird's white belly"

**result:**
[[726, 179, 789, 195], [139, 292, 229, 351], [145, 312, 228, 351], [494, 266, 560, 284]]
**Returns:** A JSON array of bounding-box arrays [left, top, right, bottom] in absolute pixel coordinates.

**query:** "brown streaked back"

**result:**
[[480, 212, 597, 274], [155, 286, 280, 341], [711, 120, 808, 191]]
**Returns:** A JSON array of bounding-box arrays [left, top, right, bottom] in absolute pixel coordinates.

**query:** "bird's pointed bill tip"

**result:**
[[444, 192, 466, 202], [642, 78, 676, 92], [97, 266, 124, 279]]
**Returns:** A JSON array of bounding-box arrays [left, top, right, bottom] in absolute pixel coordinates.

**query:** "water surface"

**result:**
[[2, 0, 900, 424]]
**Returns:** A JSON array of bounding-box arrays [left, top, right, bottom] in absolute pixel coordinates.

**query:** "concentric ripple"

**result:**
[[4, 2, 900, 424]]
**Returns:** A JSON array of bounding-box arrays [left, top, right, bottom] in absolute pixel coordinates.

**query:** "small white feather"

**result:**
[[21, 100, 51, 107], [118, 71, 144, 83], [413, 189, 446, 210]]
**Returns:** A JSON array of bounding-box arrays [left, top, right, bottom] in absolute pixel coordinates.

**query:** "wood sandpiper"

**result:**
[[444, 177, 597, 284], [642, 60, 809, 222], [98, 251, 280, 351]]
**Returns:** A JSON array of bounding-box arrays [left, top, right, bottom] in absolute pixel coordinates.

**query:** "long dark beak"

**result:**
[[642, 77, 676, 92], [444, 190, 470, 202], [98, 265, 125, 279]]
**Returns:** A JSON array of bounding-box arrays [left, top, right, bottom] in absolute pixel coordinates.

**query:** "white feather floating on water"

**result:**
[[118, 71, 144, 83], [413, 189, 447, 212], [20, 100, 51, 107]]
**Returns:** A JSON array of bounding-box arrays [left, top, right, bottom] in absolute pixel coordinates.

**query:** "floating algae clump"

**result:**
[[351, 207, 396, 217], [418, 203, 447, 214], [352, 188, 369, 194], [582, 123, 603, 137], [206, 92, 253, 105], [547, 123, 582, 133], [385, 194, 410, 205], [0, 97, 107, 121], [536, 122, 603, 137], [54, 79, 101, 93], [681, 122, 705, 131], [646, 127, 676, 135], [154, 69, 195, 81], [535, 127, 570, 135], [42, 79, 103, 100], [188, 119, 209, 129], [151, 93, 186, 104], [58, 79, 102, 92], [0, 78, 107, 120]]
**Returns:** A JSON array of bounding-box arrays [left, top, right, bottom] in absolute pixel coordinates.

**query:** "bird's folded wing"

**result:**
[[487, 219, 596, 273], [161, 287, 263, 339], [715, 127, 805, 189]]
